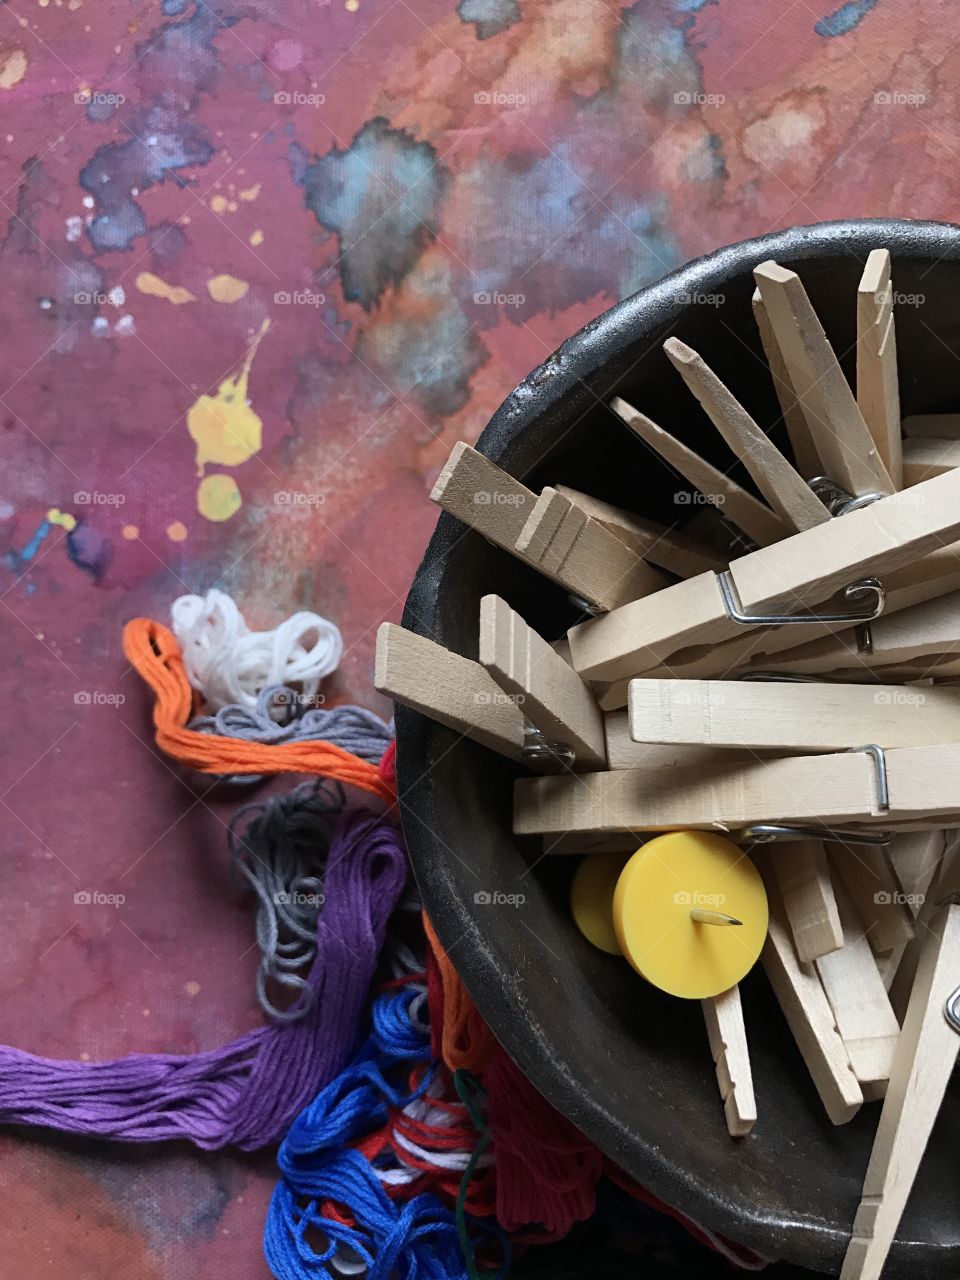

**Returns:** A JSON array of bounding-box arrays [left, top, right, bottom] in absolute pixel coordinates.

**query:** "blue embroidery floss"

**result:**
[[265, 985, 508, 1280]]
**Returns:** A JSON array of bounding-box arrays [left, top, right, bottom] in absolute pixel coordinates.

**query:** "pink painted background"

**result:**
[[0, 0, 952, 1272]]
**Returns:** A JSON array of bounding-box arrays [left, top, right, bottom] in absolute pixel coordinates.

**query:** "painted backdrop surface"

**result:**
[[0, 0, 953, 1273]]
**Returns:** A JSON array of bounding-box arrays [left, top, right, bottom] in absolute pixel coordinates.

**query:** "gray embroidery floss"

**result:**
[[192, 683, 393, 762], [227, 778, 347, 1022]]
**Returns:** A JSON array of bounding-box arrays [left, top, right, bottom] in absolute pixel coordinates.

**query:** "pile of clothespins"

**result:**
[[377, 249, 960, 1280]]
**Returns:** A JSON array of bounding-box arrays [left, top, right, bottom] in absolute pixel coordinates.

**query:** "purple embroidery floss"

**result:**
[[0, 811, 408, 1150]]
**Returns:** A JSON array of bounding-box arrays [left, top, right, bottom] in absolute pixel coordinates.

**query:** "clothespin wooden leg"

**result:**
[[375, 623, 527, 762], [702, 985, 757, 1136], [752, 287, 822, 478], [839, 901, 960, 1280], [828, 843, 915, 956], [770, 839, 843, 962], [857, 249, 902, 489], [760, 867, 863, 1125], [814, 882, 900, 1091], [479, 594, 606, 770]]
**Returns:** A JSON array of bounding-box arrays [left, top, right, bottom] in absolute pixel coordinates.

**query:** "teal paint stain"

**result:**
[[5, 518, 52, 571], [815, 0, 877, 37]]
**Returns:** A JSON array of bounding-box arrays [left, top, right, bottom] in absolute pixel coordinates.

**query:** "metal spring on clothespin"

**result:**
[[741, 743, 892, 846], [520, 723, 576, 774]]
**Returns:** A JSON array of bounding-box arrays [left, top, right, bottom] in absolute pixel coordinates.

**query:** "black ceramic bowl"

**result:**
[[395, 220, 960, 1276]]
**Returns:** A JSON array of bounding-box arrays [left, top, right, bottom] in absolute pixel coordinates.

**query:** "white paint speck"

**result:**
[[107, 285, 125, 306], [82, 195, 94, 208], [115, 314, 136, 337], [65, 215, 83, 242], [92, 316, 109, 336]]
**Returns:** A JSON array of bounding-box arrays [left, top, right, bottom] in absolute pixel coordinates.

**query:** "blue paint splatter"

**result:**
[[457, 0, 521, 40], [299, 118, 447, 311], [815, 0, 877, 37], [5, 518, 51, 571]]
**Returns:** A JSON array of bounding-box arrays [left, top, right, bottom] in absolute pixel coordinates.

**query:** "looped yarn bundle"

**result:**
[[228, 777, 347, 1022], [123, 617, 394, 803], [193, 681, 393, 764], [172, 587, 343, 711], [0, 811, 407, 1150], [265, 981, 507, 1280]]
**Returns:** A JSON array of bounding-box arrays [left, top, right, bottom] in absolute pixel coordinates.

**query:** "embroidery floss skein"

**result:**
[[265, 984, 507, 1280], [194, 682, 393, 763], [172, 588, 343, 711], [0, 811, 407, 1150], [228, 778, 346, 1023], [123, 618, 394, 803]]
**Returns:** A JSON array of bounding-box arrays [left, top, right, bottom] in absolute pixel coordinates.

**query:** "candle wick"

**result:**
[[689, 909, 743, 927]]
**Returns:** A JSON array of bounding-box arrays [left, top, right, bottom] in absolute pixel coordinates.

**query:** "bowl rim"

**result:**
[[396, 217, 960, 1271]]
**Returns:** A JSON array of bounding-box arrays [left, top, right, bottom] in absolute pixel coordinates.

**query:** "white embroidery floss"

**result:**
[[171, 587, 343, 711]]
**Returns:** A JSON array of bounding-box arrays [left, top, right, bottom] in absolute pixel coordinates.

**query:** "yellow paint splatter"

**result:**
[[346, 0, 359, 11], [207, 274, 249, 303], [185, 980, 201, 996], [249, 228, 264, 247], [135, 271, 196, 305], [0, 47, 28, 89], [166, 519, 188, 542], [197, 474, 241, 522], [186, 318, 270, 475], [210, 194, 229, 215], [46, 507, 76, 532], [239, 182, 261, 201], [121, 524, 139, 540]]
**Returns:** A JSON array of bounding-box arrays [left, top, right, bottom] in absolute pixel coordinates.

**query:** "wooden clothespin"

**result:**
[[752, 288, 823, 479], [430, 443, 668, 612], [553, 484, 726, 578], [840, 900, 960, 1280], [901, 436, 960, 488], [902, 413, 960, 438], [515, 486, 670, 611], [758, 587, 960, 675], [375, 622, 526, 762], [768, 838, 843, 963], [753, 260, 894, 498], [626, 676, 960, 753], [814, 881, 900, 1091], [857, 249, 902, 488], [827, 842, 915, 957], [513, 741, 960, 837], [760, 864, 863, 1125], [702, 986, 757, 1137], [663, 336, 830, 533], [478, 595, 606, 770], [604, 709, 766, 771], [610, 397, 790, 547], [566, 466, 960, 684]]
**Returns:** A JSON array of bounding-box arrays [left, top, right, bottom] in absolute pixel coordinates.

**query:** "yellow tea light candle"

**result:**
[[613, 832, 768, 999], [570, 852, 631, 955]]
